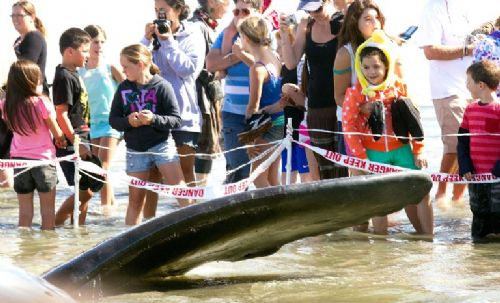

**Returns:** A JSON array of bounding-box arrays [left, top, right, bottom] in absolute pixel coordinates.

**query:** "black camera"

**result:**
[[154, 8, 171, 34]]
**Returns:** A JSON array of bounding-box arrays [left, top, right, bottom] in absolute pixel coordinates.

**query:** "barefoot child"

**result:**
[[238, 15, 284, 188], [458, 60, 500, 241], [79, 25, 125, 210], [1, 60, 66, 230], [342, 30, 433, 235], [109, 44, 190, 226]]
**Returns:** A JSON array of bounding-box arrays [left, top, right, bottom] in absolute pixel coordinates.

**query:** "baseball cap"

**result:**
[[297, 0, 323, 11]]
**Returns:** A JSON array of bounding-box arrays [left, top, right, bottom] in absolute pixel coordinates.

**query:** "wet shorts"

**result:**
[[126, 140, 178, 173], [432, 95, 469, 154], [366, 144, 418, 170], [13, 161, 57, 194], [172, 130, 199, 149], [56, 147, 104, 192]]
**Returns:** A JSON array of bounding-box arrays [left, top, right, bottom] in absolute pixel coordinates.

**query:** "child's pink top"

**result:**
[[1, 96, 56, 160], [460, 100, 500, 174]]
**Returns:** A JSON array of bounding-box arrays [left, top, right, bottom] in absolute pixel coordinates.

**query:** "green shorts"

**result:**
[[366, 144, 418, 170]]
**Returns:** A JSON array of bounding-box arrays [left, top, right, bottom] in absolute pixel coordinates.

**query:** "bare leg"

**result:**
[[176, 144, 196, 187], [143, 166, 161, 220], [18, 192, 34, 228], [54, 189, 93, 226], [305, 148, 320, 181], [350, 169, 369, 232], [96, 137, 120, 207], [196, 172, 209, 187], [0, 169, 13, 188], [281, 170, 298, 185], [39, 190, 56, 230], [126, 171, 150, 225], [404, 204, 423, 234], [417, 194, 433, 235], [157, 161, 192, 207]]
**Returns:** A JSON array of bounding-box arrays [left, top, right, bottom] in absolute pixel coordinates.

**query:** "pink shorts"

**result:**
[[432, 95, 470, 154]]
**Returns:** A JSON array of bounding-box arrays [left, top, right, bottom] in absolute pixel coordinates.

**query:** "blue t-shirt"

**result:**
[[212, 30, 250, 116]]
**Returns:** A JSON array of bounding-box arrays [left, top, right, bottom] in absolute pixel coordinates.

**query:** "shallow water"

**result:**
[[1, 105, 500, 303]]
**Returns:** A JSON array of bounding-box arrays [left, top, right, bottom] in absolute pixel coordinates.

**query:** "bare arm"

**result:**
[[111, 64, 125, 83], [206, 48, 240, 73], [55, 104, 75, 144], [422, 44, 474, 60], [333, 47, 353, 107], [280, 16, 308, 70], [46, 114, 66, 148], [246, 65, 267, 119]]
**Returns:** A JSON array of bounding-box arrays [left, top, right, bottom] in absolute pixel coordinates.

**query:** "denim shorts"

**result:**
[[126, 140, 178, 173], [172, 130, 199, 149], [14, 161, 57, 194], [261, 124, 284, 143]]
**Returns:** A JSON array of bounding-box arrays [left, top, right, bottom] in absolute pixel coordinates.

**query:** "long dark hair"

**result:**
[[12, 1, 46, 37], [337, 0, 385, 50], [161, 0, 190, 21], [4, 60, 42, 135]]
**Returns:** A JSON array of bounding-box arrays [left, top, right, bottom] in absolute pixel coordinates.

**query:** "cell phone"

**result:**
[[399, 25, 418, 40]]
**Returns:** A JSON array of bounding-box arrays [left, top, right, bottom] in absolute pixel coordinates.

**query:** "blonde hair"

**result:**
[[239, 16, 271, 46], [13, 1, 46, 37], [120, 44, 160, 75]]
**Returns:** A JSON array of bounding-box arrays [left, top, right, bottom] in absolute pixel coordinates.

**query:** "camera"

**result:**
[[154, 8, 171, 34]]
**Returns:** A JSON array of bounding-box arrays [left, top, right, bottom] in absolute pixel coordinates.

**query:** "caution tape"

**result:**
[[294, 140, 499, 184]]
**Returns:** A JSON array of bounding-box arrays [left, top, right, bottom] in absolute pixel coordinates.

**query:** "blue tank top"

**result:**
[[256, 61, 284, 125], [79, 64, 117, 124]]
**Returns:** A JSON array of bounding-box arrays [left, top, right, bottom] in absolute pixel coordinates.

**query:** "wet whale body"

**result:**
[[43, 172, 432, 296]]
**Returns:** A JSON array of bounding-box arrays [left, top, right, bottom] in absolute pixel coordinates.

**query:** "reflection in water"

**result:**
[[1, 105, 500, 302]]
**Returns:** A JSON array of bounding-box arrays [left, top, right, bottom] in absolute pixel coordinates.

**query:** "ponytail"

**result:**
[[150, 63, 160, 75], [34, 16, 46, 37]]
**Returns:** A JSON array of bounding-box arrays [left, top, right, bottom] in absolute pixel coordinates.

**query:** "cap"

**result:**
[[297, 0, 323, 11]]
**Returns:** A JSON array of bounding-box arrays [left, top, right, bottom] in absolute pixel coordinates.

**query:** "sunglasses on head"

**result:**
[[306, 5, 323, 14], [233, 8, 251, 17]]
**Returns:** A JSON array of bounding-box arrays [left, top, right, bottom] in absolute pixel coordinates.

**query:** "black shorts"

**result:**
[[14, 163, 57, 194], [56, 147, 104, 193]]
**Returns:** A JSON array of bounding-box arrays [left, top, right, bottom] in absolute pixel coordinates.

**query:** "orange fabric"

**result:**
[[342, 79, 424, 159]]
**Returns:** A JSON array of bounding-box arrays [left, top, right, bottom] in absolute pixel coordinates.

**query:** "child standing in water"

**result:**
[[458, 60, 500, 241], [342, 30, 433, 235], [238, 16, 284, 188], [1, 60, 66, 230], [109, 44, 190, 225], [79, 25, 124, 210]]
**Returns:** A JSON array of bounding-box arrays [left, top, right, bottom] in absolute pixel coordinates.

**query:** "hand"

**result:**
[[279, 13, 291, 31], [215, 70, 227, 80], [155, 25, 172, 41], [232, 38, 243, 59], [145, 22, 156, 40], [463, 172, 473, 181], [414, 154, 428, 169], [128, 112, 142, 128], [54, 135, 67, 149], [247, 144, 262, 159], [138, 110, 154, 125], [360, 102, 373, 115]]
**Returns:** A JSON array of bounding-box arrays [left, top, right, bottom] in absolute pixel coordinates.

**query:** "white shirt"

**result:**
[[417, 0, 474, 99]]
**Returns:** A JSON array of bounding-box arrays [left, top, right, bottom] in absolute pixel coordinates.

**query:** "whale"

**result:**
[[40, 171, 432, 297]]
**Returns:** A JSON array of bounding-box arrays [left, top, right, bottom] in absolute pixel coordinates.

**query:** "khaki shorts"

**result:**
[[432, 95, 470, 154]]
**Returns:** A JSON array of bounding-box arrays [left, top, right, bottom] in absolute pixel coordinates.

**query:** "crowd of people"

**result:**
[[0, 0, 498, 241]]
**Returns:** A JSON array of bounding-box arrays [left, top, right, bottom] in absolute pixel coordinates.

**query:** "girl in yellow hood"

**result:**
[[342, 30, 433, 235]]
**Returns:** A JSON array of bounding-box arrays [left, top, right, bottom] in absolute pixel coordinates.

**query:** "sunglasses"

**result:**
[[306, 5, 323, 14], [233, 8, 251, 17]]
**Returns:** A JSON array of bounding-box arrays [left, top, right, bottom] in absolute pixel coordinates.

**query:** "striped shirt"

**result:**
[[212, 30, 250, 115], [460, 101, 500, 174]]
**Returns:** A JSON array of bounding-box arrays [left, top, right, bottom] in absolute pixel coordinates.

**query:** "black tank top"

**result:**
[[304, 17, 339, 109]]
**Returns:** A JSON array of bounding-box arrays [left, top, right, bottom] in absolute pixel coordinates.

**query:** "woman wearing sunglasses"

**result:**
[[11, 1, 48, 96], [279, 0, 348, 180], [205, 0, 262, 184]]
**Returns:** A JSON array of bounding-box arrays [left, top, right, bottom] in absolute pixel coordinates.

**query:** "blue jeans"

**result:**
[[222, 111, 250, 183]]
